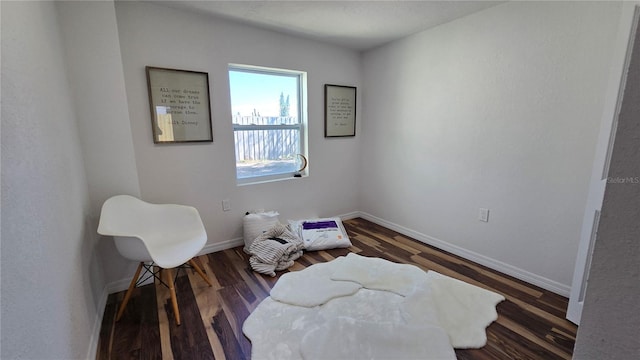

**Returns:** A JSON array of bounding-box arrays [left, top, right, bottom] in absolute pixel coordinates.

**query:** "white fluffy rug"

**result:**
[[243, 253, 505, 360]]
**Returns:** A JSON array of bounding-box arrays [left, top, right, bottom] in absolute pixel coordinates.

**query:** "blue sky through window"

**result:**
[[229, 70, 299, 118]]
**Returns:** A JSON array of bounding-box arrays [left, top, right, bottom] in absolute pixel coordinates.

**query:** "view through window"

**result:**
[[229, 65, 306, 183]]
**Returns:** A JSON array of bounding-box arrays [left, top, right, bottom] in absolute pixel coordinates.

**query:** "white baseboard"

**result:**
[[338, 211, 361, 220], [357, 211, 571, 296], [199, 237, 245, 256], [86, 286, 109, 360]]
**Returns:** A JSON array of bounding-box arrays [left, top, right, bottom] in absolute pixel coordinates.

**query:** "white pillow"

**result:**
[[243, 211, 280, 253], [288, 217, 352, 251]]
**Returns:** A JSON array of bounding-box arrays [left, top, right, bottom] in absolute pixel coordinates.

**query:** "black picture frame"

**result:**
[[146, 66, 213, 143], [324, 84, 356, 137]]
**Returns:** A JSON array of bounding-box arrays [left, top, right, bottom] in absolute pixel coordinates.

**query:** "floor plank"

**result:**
[[97, 218, 577, 359]]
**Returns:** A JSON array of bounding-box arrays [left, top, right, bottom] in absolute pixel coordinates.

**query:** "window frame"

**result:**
[[228, 64, 308, 185]]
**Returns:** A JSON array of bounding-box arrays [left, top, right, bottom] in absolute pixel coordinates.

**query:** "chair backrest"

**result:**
[[98, 195, 207, 268]]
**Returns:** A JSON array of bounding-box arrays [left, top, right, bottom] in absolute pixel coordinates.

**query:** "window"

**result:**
[[229, 65, 307, 184]]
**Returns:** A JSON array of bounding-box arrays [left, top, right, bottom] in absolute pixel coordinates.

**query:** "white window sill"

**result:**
[[237, 173, 308, 186]]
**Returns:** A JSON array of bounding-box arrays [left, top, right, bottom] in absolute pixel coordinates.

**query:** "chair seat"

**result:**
[[97, 195, 207, 268]]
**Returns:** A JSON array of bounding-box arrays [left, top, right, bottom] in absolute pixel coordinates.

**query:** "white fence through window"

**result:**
[[233, 115, 301, 179]]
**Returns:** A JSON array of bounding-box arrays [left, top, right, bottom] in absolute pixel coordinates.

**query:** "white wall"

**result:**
[[574, 8, 640, 357], [56, 1, 141, 218], [566, 0, 639, 325], [360, 1, 622, 292], [111, 1, 362, 284], [55, 0, 143, 304], [1, 2, 98, 358]]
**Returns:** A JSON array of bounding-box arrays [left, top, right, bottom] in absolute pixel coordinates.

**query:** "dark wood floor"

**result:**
[[97, 218, 577, 359]]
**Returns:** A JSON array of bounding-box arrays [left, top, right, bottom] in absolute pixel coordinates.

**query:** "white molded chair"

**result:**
[[98, 195, 212, 325]]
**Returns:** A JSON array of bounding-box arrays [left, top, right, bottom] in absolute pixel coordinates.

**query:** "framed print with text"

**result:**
[[146, 66, 213, 143], [324, 84, 356, 137]]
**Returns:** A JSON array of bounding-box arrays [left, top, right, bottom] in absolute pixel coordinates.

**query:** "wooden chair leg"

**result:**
[[189, 259, 213, 287], [164, 268, 181, 325], [116, 262, 144, 321]]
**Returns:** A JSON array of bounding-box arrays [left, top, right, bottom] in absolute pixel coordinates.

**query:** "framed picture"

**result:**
[[146, 66, 213, 143], [324, 84, 356, 137]]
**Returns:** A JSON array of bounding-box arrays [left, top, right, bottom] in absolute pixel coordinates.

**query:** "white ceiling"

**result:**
[[150, 1, 505, 51]]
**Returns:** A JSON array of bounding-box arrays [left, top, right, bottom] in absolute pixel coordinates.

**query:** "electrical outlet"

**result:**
[[222, 199, 231, 212], [479, 208, 490, 222]]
